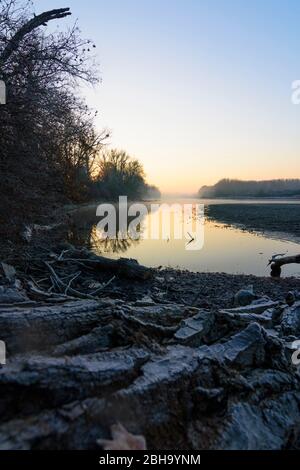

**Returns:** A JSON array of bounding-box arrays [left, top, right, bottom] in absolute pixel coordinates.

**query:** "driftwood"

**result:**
[[60, 255, 153, 281], [19, 247, 153, 304], [0, 299, 113, 355], [269, 254, 300, 277]]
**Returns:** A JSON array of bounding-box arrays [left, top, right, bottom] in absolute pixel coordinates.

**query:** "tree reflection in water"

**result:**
[[89, 224, 141, 254], [67, 203, 148, 255]]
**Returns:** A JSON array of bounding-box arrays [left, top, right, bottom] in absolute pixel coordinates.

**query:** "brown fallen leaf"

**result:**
[[97, 423, 147, 450]]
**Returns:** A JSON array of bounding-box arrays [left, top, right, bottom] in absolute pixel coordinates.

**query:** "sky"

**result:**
[[40, 0, 300, 194]]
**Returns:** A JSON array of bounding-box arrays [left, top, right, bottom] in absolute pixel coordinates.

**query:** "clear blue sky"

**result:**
[[41, 0, 300, 194]]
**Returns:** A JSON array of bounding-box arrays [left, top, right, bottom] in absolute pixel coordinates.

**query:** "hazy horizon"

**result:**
[[42, 0, 300, 193]]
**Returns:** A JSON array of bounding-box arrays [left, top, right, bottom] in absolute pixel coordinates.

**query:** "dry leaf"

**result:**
[[1, 262, 16, 282], [97, 423, 147, 450]]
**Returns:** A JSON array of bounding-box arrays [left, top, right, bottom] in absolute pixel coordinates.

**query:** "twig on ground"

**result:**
[[64, 272, 81, 295], [91, 276, 116, 296]]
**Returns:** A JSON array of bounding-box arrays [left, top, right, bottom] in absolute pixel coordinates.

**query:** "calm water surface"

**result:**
[[69, 199, 300, 278]]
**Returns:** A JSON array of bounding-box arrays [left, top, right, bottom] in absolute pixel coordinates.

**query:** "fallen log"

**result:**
[[0, 348, 149, 422], [269, 254, 300, 277], [0, 300, 112, 355], [60, 255, 153, 280]]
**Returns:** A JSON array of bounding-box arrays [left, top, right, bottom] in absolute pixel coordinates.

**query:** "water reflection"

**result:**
[[68, 203, 148, 254], [68, 200, 300, 277], [89, 224, 141, 254]]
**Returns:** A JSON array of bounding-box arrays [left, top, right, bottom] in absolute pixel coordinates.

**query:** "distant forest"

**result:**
[[198, 179, 300, 198]]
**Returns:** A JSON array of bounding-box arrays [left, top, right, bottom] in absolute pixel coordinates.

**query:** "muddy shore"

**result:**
[[2, 239, 300, 308], [206, 203, 300, 243]]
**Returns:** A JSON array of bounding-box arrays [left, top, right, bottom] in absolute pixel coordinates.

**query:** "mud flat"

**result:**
[[206, 203, 300, 243]]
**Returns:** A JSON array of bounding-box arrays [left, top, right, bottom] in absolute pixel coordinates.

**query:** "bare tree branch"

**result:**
[[0, 8, 71, 68]]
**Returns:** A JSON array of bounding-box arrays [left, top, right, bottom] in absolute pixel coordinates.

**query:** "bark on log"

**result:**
[[0, 300, 112, 355], [0, 341, 299, 450], [62, 255, 153, 280], [0, 348, 149, 423], [116, 309, 178, 338]]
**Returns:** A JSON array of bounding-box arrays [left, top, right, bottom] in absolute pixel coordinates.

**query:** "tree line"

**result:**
[[198, 178, 300, 198], [0, 0, 159, 236]]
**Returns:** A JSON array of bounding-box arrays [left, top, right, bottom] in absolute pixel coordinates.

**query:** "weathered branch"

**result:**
[[270, 254, 300, 277], [0, 8, 71, 68]]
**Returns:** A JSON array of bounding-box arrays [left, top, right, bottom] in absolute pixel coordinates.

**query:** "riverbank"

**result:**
[[0, 242, 300, 449], [2, 239, 300, 307]]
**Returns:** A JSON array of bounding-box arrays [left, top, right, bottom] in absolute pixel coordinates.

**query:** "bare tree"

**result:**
[[0, 0, 107, 233]]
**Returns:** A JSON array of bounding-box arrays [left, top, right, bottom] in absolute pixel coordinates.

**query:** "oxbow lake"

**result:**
[[69, 199, 300, 278]]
